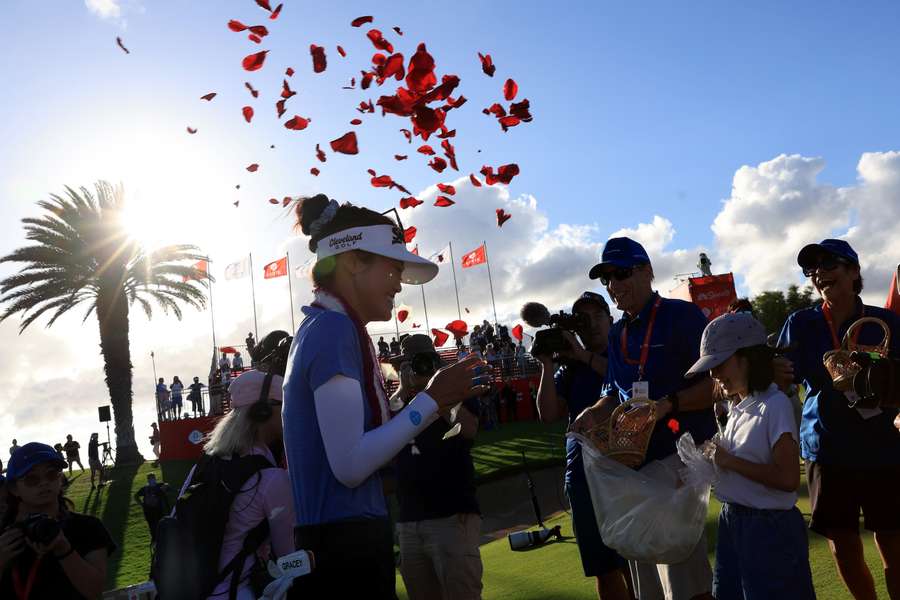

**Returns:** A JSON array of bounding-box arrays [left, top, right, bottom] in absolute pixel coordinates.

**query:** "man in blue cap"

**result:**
[[573, 237, 716, 600], [777, 238, 900, 599]]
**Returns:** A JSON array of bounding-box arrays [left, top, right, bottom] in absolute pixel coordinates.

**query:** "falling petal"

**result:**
[[242, 106, 254, 123], [496, 208, 512, 227], [310, 44, 327, 73], [351, 15, 374, 27], [269, 3, 283, 19], [330, 131, 359, 154], [478, 52, 495, 77], [310, 167, 320, 176], [403, 226, 417, 243], [316, 144, 326, 162], [200, 92, 217, 101], [116, 36, 130, 54], [503, 78, 518, 101], [469, 174, 482, 187], [399, 196, 423, 209], [285, 115, 311, 130], [247, 163, 259, 172], [186, 126, 197, 134], [394, 155, 408, 161], [436, 183, 456, 195], [434, 196, 455, 207], [242, 50, 269, 72]]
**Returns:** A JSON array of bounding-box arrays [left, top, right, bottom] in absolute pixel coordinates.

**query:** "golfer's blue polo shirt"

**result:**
[[605, 292, 717, 465], [777, 300, 900, 467]]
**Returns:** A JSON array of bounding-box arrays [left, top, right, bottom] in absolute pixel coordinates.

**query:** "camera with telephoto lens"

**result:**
[[519, 302, 589, 358], [409, 352, 442, 378], [17, 513, 61, 545], [252, 330, 293, 378], [847, 352, 900, 409]]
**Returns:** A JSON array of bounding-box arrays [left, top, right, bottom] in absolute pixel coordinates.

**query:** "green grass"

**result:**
[[63, 431, 890, 597]]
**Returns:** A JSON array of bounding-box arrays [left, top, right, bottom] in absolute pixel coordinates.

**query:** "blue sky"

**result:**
[[2, 0, 900, 453]]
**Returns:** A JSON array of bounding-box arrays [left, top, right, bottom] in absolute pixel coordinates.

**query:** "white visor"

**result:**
[[316, 224, 439, 285]]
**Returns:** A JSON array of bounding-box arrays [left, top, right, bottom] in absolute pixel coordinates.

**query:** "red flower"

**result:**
[[434, 196, 455, 207], [403, 226, 417, 243], [428, 157, 448, 173], [310, 167, 320, 176], [496, 208, 512, 227], [200, 92, 217, 101], [242, 50, 268, 72], [432, 329, 450, 347], [478, 52, 496, 77], [242, 106, 254, 123], [469, 174, 482, 187], [366, 29, 393, 53], [351, 15, 374, 27], [399, 196, 423, 209], [330, 131, 359, 154], [503, 78, 518, 101], [247, 163, 259, 172], [284, 116, 310, 130], [436, 183, 456, 195], [310, 44, 327, 73]]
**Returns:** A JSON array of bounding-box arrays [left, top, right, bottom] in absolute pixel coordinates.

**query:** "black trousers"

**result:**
[[288, 517, 397, 599]]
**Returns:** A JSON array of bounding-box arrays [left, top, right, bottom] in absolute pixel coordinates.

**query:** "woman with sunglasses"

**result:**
[[777, 238, 900, 599], [0, 442, 115, 599], [283, 195, 489, 599]]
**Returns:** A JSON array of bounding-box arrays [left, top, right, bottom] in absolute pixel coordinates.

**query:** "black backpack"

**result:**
[[152, 453, 273, 600]]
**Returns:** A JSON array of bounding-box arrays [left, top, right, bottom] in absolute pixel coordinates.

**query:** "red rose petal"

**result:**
[[269, 3, 282, 19], [281, 79, 296, 99], [406, 43, 436, 93], [383, 52, 405, 81], [269, 198, 279, 204], [285, 115, 310, 130], [255, 0, 271, 11], [481, 164, 520, 185], [436, 183, 456, 195], [366, 29, 393, 53], [667, 418, 680, 434], [242, 50, 269, 72], [350, 118, 362, 125], [393, 26, 403, 36], [412, 323, 421, 328], [397, 308, 409, 323], [242, 106, 254, 123], [337, 45, 347, 57], [499, 115, 521, 130], [357, 100, 374, 113], [248, 25, 269, 37], [330, 131, 359, 155], [310, 167, 320, 176], [400, 129, 412, 143], [275, 99, 286, 118], [437, 129, 456, 139], [432, 329, 449, 347], [247, 163, 259, 172], [441, 139, 458, 171], [428, 157, 448, 173], [403, 226, 417, 243], [417, 144, 435, 155], [446, 320, 468, 337], [282, 196, 293, 208], [351, 15, 374, 27], [496, 208, 512, 227], [200, 92, 217, 101], [315, 144, 326, 162], [285, 67, 294, 77], [399, 196, 423, 209], [310, 44, 327, 73], [434, 195, 454, 207], [371, 174, 394, 188], [478, 52, 496, 77], [511, 324, 523, 341], [394, 155, 407, 161], [469, 174, 482, 187], [186, 126, 197, 134], [245, 82, 259, 98], [248, 34, 262, 44], [116, 36, 130, 54], [503, 78, 518, 101], [228, 20, 248, 32]]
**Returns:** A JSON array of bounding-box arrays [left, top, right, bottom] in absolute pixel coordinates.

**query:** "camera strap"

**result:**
[[822, 303, 864, 350], [620, 296, 662, 381], [12, 556, 43, 600]]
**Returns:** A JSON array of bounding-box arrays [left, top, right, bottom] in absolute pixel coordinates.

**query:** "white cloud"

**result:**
[[85, 0, 121, 19]]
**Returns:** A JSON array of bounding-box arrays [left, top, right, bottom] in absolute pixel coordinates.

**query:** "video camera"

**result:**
[[519, 302, 589, 357], [252, 330, 293, 378], [846, 352, 900, 410], [15, 513, 61, 545]]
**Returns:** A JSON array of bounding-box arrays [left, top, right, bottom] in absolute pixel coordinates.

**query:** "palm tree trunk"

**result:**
[[97, 287, 143, 465]]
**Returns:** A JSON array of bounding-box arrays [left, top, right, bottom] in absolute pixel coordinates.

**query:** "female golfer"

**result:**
[[283, 194, 489, 598]]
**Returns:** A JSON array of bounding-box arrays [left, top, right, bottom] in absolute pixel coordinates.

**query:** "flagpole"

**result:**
[[206, 257, 217, 353], [285, 253, 296, 332], [420, 285, 430, 332], [447, 241, 463, 320], [394, 308, 401, 340], [483, 241, 499, 327], [248, 253, 259, 340]]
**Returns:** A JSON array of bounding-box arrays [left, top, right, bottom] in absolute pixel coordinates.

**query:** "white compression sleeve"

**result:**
[[314, 374, 439, 488]]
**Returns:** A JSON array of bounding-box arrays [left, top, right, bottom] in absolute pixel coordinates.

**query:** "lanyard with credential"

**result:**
[[822, 302, 864, 351], [12, 557, 42, 600], [620, 297, 662, 381]]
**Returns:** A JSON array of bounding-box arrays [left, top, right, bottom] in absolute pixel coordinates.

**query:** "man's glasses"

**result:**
[[802, 255, 852, 278], [599, 267, 635, 287], [21, 469, 62, 488]]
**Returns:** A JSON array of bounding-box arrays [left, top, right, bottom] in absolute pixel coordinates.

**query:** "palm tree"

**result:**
[[0, 182, 211, 465]]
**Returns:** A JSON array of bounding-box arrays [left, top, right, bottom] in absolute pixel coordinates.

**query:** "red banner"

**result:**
[[264, 257, 288, 279], [887, 265, 900, 316], [461, 244, 486, 269], [182, 259, 208, 282], [688, 273, 737, 321]]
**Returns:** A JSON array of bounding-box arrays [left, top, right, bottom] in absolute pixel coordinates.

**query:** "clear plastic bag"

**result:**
[[570, 431, 716, 564]]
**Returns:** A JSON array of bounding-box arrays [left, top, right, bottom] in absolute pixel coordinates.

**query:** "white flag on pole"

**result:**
[[295, 257, 315, 278], [428, 244, 451, 265], [224, 256, 250, 280]]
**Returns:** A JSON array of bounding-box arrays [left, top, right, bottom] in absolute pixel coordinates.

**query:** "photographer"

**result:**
[[534, 291, 631, 600], [777, 239, 900, 599], [0, 442, 115, 599], [391, 334, 483, 600], [283, 195, 489, 599], [87, 434, 103, 488]]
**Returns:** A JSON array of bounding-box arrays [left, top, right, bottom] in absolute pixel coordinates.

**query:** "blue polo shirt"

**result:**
[[604, 292, 717, 465], [777, 300, 900, 467], [556, 360, 606, 486], [282, 305, 387, 526]]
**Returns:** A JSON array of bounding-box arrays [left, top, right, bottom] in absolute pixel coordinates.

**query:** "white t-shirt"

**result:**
[[714, 384, 799, 510]]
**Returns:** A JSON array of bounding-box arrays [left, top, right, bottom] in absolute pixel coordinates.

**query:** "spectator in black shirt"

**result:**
[[0, 442, 115, 600], [135, 473, 170, 543], [62, 435, 84, 474], [389, 337, 401, 356], [245, 332, 256, 359], [377, 336, 390, 359], [87, 434, 102, 488], [187, 376, 205, 417], [389, 335, 483, 600]]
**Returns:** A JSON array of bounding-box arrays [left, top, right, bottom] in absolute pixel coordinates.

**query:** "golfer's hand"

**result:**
[[424, 355, 491, 410]]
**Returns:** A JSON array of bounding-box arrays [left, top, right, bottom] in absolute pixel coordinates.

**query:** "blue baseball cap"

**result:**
[[589, 237, 651, 280], [797, 239, 859, 270], [6, 442, 67, 481]]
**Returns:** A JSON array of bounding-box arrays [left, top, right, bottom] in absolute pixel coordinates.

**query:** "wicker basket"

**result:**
[[585, 398, 657, 468], [823, 317, 891, 391]]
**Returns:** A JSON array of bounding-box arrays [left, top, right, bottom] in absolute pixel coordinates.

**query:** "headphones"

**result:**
[[248, 371, 277, 423]]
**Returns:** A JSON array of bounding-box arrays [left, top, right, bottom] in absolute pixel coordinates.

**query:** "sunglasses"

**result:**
[[802, 255, 852, 278], [21, 468, 62, 488], [599, 266, 636, 286]]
